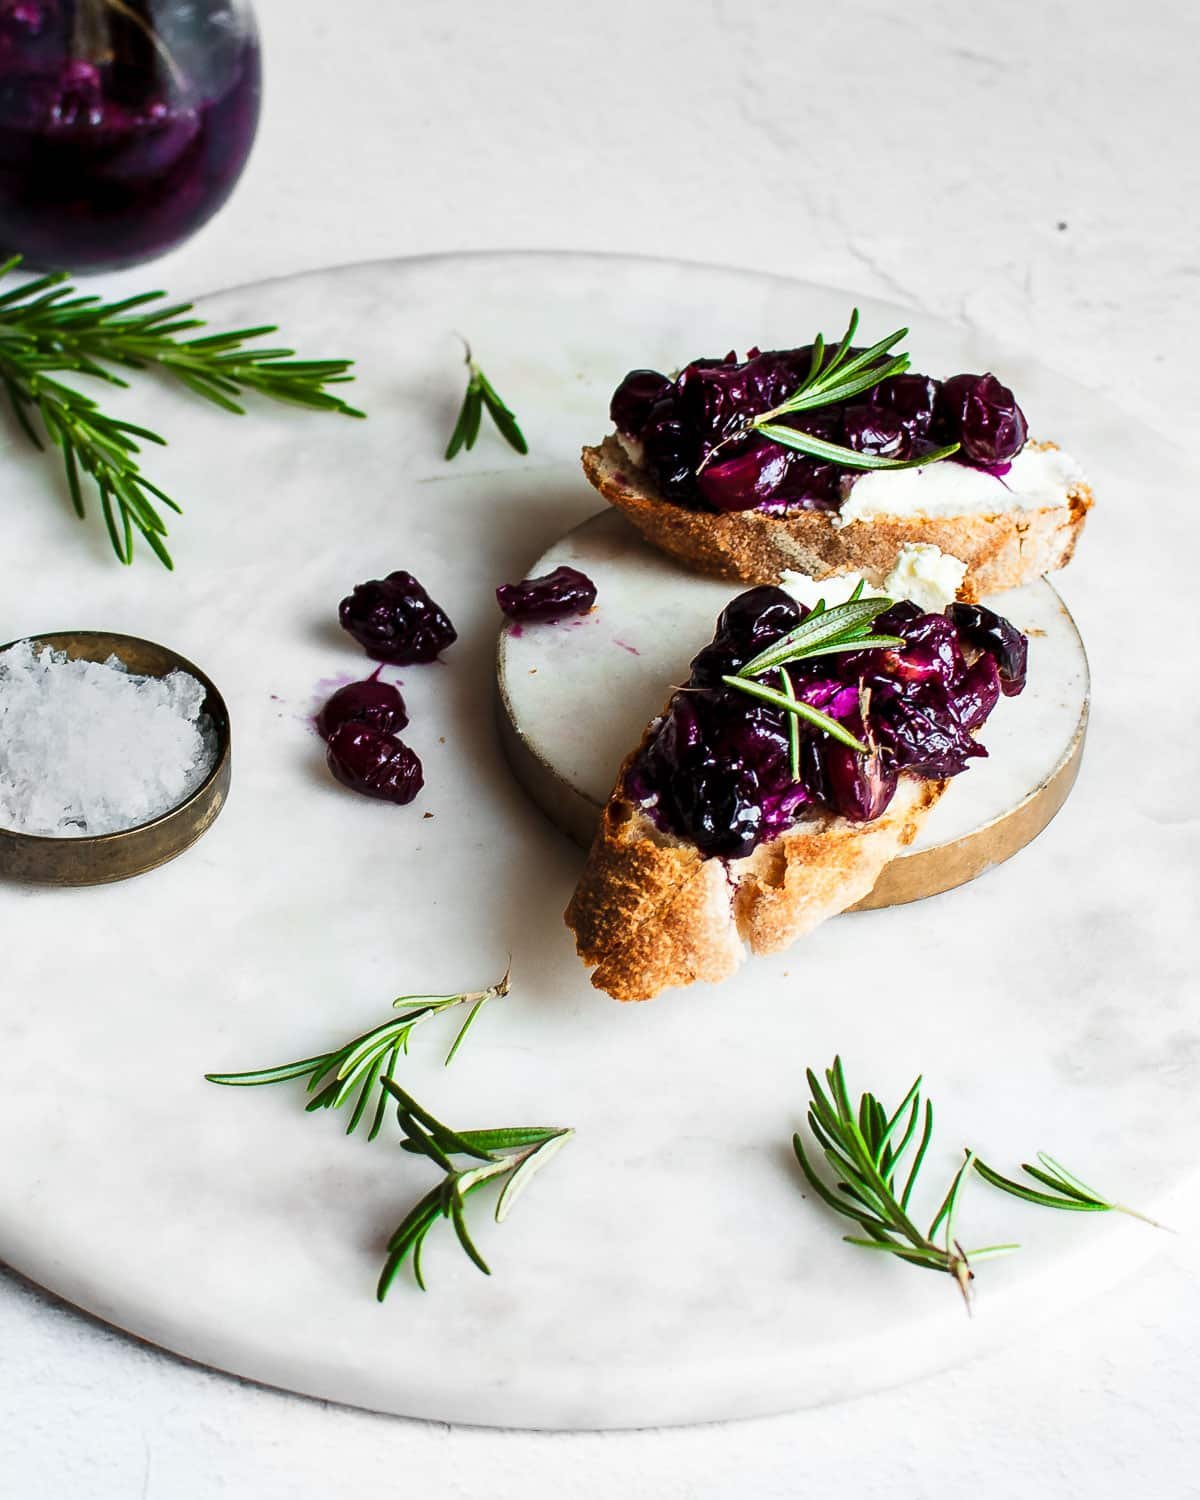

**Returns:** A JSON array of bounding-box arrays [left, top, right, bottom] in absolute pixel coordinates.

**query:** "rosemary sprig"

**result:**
[[793, 1058, 1018, 1305], [205, 969, 510, 1140], [0, 256, 363, 568], [377, 1078, 572, 1296], [720, 594, 905, 755], [697, 308, 960, 475], [972, 1152, 1166, 1229], [445, 339, 528, 459]]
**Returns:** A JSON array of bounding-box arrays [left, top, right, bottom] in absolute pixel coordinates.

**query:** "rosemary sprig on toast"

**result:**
[[698, 308, 961, 475]]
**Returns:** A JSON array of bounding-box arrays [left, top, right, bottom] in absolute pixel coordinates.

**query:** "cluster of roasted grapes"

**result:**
[[611, 347, 1028, 513], [627, 586, 1027, 859], [324, 571, 459, 804]]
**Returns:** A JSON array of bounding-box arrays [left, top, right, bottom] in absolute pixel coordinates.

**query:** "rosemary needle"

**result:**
[[445, 339, 528, 459]]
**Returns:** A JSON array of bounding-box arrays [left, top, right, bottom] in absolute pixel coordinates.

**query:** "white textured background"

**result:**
[[3, 0, 1199, 1492]]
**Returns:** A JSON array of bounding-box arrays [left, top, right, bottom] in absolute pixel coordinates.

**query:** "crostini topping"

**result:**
[[496, 565, 597, 622], [609, 310, 1028, 515], [339, 571, 458, 664], [626, 586, 1025, 858]]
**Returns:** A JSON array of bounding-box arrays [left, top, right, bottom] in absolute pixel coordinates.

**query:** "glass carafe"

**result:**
[[0, 0, 261, 270]]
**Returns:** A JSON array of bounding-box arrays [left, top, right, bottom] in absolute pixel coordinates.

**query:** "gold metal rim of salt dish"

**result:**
[[0, 631, 232, 887], [495, 598, 1090, 915]]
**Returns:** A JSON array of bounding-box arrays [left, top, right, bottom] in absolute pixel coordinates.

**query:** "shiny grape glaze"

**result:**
[[496, 565, 597, 622], [625, 588, 1026, 860], [609, 349, 1027, 514]]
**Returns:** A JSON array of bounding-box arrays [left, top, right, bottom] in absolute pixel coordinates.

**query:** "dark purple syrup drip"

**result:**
[[0, 1, 261, 271], [610, 346, 1028, 516], [496, 564, 596, 622], [627, 587, 1026, 860]]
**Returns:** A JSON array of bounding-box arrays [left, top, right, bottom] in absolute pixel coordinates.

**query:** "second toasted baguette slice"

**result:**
[[582, 435, 1092, 598]]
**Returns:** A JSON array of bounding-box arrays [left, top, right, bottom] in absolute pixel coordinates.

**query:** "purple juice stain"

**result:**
[[0, 1, 261, 271]]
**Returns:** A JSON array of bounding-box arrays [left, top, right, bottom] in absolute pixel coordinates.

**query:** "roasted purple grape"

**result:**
[[496, 565, 597, 622], [339, 571, 457, 664], [938, 373, 1028, 466], [317, 676, 408, 741], [326, 723, 423, 804], [947, 601, 1029, 695]]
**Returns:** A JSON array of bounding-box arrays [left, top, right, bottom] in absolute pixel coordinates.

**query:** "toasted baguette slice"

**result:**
[[581, 435, 1092, 598], [565, 735, 946, 1002]]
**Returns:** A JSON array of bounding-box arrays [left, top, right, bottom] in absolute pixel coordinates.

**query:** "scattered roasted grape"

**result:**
[[326, 723, 423, 804], [496, 565, 597, 622], [339, 571, 457, 664]]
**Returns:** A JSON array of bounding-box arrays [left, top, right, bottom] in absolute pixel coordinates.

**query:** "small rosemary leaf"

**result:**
[[477, 371, 529, 455], [879, 1076, 923, 1154], [971, 1157, 1107, 1211], [736, 597, 895, 677], [444, 388, 473, 459], [801, 334, 825, 391], [793, 1133, 864, 1222], [335, 1022, 409, 1087], [63, 443, 84, 518], [5, 382, 43, 449], [397, 1111, 458, 1173], [450, 1127, 560, 1152], [788, 635, 907, 659], [822, 326, 908, 385], [111, 476, 166, 535], [1020, 1161, 1101, 1204], [842, 1238, 948, 1272], [304, 1080, 342, 1113], [819, 307, 860, 380], [721, 676, 869, 753], [964, 1243, 1021, 1262], [462, 383, 484, 451], [380, 1078, 494, 1161], [366, 1047, 400, 1143], [173, 371, 246, 415], [0, 269, 68, 307], [495, 1130, 573, 1223], [779, 668, 802, 780], [98, 487, 128, 564], [443, 996, 487, 1067], [137, 524, 174, 571], [449, 1188, 492, 1276], [186, 325, 279, 349], [1034, 1152, 1105, 1202], [205, 1055, 327, 1086], [346, 1056, 383, 1136], [928, 1151, 974, 1243], [382, 1187, 443, 1261], [107, 418, 167, 446], [900, 1099, 934, 1210]]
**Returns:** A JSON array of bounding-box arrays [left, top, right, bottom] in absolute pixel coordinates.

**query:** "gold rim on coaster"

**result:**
[[0, 631, 231, 887]]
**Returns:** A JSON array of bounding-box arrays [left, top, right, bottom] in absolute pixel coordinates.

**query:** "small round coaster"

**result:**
[[497, 510, 1088, 910]]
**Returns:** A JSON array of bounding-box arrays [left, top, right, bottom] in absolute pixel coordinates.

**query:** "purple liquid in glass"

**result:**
[[0, 0, 261, 271]]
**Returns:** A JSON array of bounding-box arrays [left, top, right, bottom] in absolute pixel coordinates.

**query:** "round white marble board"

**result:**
[[496, 511, 1089, 896], [0, 254, 1196, 1431]]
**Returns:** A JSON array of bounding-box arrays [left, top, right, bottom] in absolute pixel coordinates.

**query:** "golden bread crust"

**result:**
[[581, 435, 1092, 598]]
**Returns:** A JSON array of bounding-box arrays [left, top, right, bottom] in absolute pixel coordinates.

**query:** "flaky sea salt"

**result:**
[[0, 642, 218, 837]]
